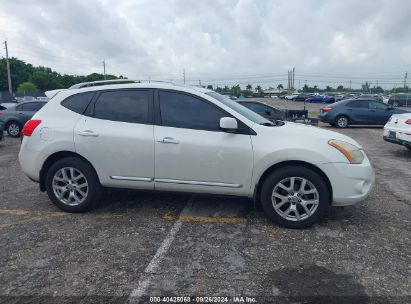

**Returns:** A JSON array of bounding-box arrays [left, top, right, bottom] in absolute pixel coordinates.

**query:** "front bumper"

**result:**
[[317, 156, 375, 206]]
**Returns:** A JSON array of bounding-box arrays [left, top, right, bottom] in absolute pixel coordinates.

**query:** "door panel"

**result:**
[[368, 100, 391, 125], [73, 89, 155, 190], [154, 126, 253, 195], [154, 90, 254, 196], [74, 117, 155, 189]]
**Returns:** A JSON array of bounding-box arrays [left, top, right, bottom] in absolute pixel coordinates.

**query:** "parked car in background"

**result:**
[[319, 99, 409, 128], [18, 81, 374, 229], [292, 93, 312, 101], [306, 95, 326, 103], [322, 95, 335, 103], [383, 113, 411, 151], [0, 99, 19, 109], [237, 100, 285, 121], [0, 101, 47, 137], [285, 93, 299, 100], [357, 94, 383, 101], [306, 95, 334, 103], [0, 120, 4, 142], [36, 97, 50, 102], [388, 94, 411, 107]]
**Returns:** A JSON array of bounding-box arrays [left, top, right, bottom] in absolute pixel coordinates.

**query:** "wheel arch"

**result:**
[[39, 151, 99, 192], [253, 160, 333, 208]]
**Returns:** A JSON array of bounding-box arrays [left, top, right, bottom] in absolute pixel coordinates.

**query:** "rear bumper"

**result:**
[[383, 128, 411, 147], [18, 137, 47, 182], [317, 157, 375, 206]]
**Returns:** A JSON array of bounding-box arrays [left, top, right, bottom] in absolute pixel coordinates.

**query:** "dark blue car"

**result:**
[[319, 99, 409, 128], [306, 95, 335, 103]]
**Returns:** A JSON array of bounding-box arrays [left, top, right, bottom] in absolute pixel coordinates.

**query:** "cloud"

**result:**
[[0, 0, 410, 88]]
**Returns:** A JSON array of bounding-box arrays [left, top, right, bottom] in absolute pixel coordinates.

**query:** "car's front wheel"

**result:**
[[260, 166, 330, 228], [335, 115, 349, 128], [45, 157, 102, 212], [6, 121, 22, 137]]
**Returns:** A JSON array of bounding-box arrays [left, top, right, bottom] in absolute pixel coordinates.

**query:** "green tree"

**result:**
[[231, 85, 241, 97], [255, 85, 262, 93], [277, 84, 284, 90], [373, 86, 384, 94], [17, 81, 38, 93], [246, 84, 252, 91], [337, 85, 344, 91], [30, 71, 61, 91], [206, 85, 213, 90]]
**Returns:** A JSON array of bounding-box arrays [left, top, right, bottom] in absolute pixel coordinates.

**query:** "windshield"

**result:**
[[206, 92, 273, 125]]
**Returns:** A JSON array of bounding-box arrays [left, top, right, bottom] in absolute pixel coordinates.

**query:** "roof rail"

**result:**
[[68, 79, 174, 89]]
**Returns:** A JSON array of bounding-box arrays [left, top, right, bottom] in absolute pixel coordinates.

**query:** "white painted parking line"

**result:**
[[127, 202, 189, 303], [127, 195, 250, 303]]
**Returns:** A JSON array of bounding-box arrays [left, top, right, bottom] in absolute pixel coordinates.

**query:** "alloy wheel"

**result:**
[[8, 123, 20, 136], [337, 117, 348, 128], [52, 167, 89, 206], [271, 177, 319, 221]]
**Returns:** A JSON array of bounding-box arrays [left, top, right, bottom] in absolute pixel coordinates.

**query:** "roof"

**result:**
[[46, 80, 214, 99]]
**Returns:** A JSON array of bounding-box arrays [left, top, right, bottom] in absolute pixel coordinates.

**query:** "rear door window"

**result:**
[[62, 92, 95, 114], [347, 100, 368, 108], [93, 90, 150, 124]]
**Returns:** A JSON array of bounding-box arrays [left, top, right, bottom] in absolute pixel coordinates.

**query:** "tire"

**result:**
[[335, 115, 349, 128], [45, 157, 102, 212], [260, 166, 330, 229], [6, 121, 22, 137]]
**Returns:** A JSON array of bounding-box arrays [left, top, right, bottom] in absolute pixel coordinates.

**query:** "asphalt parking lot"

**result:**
[[1, 104, 410, 303]]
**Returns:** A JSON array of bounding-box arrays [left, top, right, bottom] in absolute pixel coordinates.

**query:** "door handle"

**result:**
[[78, 130, 99, 137], [157, 137, 179, 144]]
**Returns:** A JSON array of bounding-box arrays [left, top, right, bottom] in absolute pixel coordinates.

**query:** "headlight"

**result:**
[[328, 139, 364, 164]]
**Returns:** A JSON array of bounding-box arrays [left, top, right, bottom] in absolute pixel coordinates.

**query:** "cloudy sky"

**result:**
[[1, 0, 410, 88]]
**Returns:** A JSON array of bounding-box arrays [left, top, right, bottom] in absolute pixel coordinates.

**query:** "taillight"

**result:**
[[406, 119, 411, 125], [22, 119, 42, 137], [322, 107, 333, 113]]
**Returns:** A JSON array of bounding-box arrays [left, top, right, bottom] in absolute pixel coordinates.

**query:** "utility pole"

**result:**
[[292, 67, 295, 91], [4, 41, 12, 94], [349, 80, 351, 90], [102, 60, 106, 79], [404, 72, 408, 88], [183, 68, 186, 84]]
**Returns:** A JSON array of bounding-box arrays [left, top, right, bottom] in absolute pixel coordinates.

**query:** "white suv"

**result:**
[[19, 81, 375, 228]]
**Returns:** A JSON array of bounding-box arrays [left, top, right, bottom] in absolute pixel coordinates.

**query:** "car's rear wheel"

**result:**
[[335, 115, 349, 128], [6, 121, 21, 137], [260, 166, 330, 229], [45, 157, 102, 212]]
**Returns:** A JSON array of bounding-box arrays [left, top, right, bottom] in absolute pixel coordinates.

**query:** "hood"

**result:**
[[270, 122, 362, 148]]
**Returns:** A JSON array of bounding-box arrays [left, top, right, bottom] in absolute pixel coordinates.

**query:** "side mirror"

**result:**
[[220, 117, 238, 132]]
